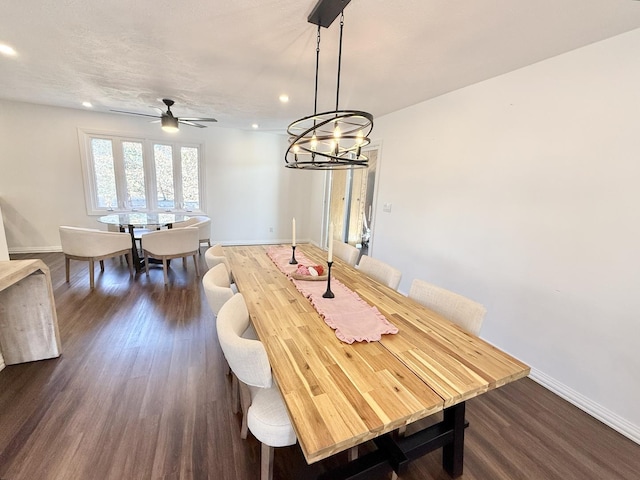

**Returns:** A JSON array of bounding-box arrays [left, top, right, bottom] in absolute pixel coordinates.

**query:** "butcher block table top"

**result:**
[[224, 244, 529, 464]]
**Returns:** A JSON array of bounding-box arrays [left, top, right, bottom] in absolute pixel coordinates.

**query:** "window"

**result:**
[[79, 130, 205, 215]]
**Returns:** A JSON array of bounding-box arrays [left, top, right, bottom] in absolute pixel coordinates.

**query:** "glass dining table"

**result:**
[[98, 213, 191, 272]]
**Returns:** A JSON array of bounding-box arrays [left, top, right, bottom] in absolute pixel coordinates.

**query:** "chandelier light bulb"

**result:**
[[355, 130, 364, 145], [330, 139, 340, 156], [310, 134, 318, 151], [333, 123, 341, 139]]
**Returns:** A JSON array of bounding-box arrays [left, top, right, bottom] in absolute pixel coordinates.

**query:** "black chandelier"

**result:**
[[285, 0, 374, 170]]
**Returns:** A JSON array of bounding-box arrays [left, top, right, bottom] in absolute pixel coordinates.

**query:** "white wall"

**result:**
[[0, 100, 313, 251], [368, 29, 640, 441], [0, 201, 8, 260]]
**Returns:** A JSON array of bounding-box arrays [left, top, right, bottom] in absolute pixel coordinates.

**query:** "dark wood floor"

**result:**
[[1, 252, 638, 479]]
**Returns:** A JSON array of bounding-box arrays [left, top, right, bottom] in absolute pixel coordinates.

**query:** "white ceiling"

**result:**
[[2, 0, 640, 132]]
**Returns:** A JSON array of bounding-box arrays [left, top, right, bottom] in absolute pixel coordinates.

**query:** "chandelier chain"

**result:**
[[314, 25, 321, 116], [335, 12, 344, 112]]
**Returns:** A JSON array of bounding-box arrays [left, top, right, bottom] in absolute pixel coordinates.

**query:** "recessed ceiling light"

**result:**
[[82, 101, 93, 108], [251, 123, 259, 129], [279, 94, 289, 103], [0, 44, 17, 56]]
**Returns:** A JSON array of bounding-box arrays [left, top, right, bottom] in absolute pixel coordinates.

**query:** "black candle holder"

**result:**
[[289, 245, 298, 264], [322, 261, 335, 298]]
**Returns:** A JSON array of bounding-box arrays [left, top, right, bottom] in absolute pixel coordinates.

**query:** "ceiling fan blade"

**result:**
[[179, 117, 218, 122], [149, 106, 164, 114], [111, 110, 160, 119], [150, 120, 161, 123], [179, 120, 207, 128]]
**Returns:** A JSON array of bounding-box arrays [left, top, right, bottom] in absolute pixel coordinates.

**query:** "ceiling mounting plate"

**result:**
[[307, 0, 352, 28]]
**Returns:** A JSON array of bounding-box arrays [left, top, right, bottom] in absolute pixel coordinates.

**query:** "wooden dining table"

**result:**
[[225, 244, 530, 479]]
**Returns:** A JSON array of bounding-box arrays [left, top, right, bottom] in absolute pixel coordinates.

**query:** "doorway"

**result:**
[[327, 147, 379, 259]]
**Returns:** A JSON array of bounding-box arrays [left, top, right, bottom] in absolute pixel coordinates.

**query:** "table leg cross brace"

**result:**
[[317, 402, 468, 480]]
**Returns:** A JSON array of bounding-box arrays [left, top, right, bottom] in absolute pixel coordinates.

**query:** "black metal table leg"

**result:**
[[316, 401, 468, 480], [442, 402, 466, 477], [126, 224, 143, 272]]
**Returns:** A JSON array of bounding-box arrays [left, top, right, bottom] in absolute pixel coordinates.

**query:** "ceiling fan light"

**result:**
[[161, 115, 179, 132], [0, 44, 17, 56]]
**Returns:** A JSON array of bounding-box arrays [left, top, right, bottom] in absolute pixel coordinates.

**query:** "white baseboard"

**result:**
[[217, 238, 318, 247], [10, 239, 321, 254], [529, 368, 640, 445], [218, 239, 288, 246], [9, 246, 62, 254]]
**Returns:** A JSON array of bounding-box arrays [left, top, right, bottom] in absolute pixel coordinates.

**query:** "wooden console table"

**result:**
[[0, 260, 61, 372]]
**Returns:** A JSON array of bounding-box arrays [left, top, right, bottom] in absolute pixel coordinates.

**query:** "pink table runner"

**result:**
[[267, 246, 398, 344]]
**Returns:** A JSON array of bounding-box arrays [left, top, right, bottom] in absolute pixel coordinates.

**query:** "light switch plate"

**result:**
[[383, 203, 392, 213]]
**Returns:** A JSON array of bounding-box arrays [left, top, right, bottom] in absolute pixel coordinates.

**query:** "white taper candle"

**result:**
[[327, 223, 334, 262], [292, 218, 296, 246]]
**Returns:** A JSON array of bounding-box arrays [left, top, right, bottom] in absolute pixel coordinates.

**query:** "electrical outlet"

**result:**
[[383, 203, 392, 213], [269, 227, 274, 232]]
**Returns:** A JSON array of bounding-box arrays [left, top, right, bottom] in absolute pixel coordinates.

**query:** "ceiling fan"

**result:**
[[111, 98, 217, 132]]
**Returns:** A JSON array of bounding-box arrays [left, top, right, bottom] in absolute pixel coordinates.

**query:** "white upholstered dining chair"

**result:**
[[332, 240, 360, 267], [202, 262, 237, 400], [216, 293, 296, 480], [140, 227, 200, 285], [173, 216, 211, 251], [202, 263, 255, 414], [192, 216, 211, 250], [202, 263, 234, 316], [59, 226, 133, 289], [205, 244, 233, 281], [170, 217, 199, 229], [357, 255, 402, 290], [408, 279, 487, 335]]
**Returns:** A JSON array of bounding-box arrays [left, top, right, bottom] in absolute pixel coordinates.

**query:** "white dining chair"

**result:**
[[357, 255, 402, 290], [202, 263, 235, 316], [205, 244, 233, 282], [192, 216, 211, 250], [106, 223, 127, 263], [408, 278, 487, 335], [216, 293, 296, 480], [170, 217, 199, 228], [202, 263, 256, 415], [140, 227, 199, 285], [332, 240, 360, 267], [59, 226, 133, 289], [172, 216, 211, 251]]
